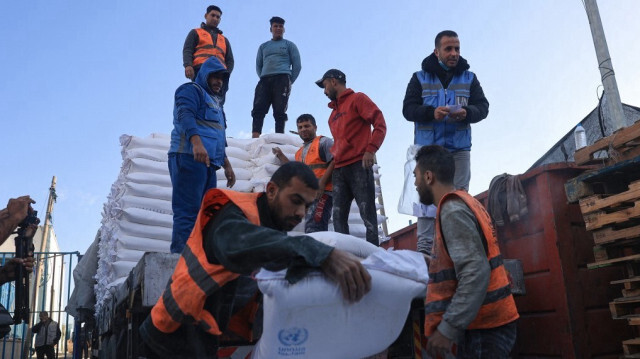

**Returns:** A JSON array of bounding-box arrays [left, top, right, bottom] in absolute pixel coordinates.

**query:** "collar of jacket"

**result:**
[[422, 53, 470, 76], [200, 22, 223, 34], [327, 88, 354, 109]]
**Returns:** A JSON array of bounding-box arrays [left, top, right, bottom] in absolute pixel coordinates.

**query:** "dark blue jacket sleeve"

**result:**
[[463, 74, 489, 124], [174, 84, 202, 141], [403, 73, 436, 123]]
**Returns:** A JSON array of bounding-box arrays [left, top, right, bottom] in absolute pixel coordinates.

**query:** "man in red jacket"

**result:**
[[316, 69, 387, 246]]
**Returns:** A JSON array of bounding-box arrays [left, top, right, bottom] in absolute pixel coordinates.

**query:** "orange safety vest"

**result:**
[[424, 190, 519, 336], [150, 189, 260, 339], [295, 136, 332, 192], [193, 28, 227, 67]]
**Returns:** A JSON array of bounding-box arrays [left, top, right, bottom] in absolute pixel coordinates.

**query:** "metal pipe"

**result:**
[[50, 254, 57, 315], [66, 253, 79, 359], [56, 254, 65, 358]]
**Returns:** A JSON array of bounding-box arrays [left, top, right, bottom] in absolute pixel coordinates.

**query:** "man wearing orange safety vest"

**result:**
[[413, 145, 518, 358], [273, 114, 335, 233], [183, 5, 234, 100], [139, 162, 371, 359]]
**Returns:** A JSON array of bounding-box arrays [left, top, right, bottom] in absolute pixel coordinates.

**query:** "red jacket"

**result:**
[[327, 89, 387, 168]]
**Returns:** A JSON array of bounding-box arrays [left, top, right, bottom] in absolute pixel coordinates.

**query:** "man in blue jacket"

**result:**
[[169, 56, 235, 254], [402, 30, 489, 256]]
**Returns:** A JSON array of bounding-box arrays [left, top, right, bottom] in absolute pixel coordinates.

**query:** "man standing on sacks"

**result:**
[[316, 69, 387, 246], [169, 56, 235, 254], [251, 16, 302, 137], [402, 30, 489, 257], [182, 5, 234, 96]]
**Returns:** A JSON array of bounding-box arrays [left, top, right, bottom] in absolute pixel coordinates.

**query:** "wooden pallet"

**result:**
[[612, 276, 640, 297], [588, 254, 640, 270], [580, 181, 640, 232], [593, 225, 640, 245], [579, 181, 640, 215], [584, 202, 640, 231], [565, 156, 640, 203], [583, 181, 640, 266], [613, 276, 640, 286], [611, 296, 640, 318], [575, 120, 640, 166], [593, 240, 639, 259], [624, 338, 640, 356]]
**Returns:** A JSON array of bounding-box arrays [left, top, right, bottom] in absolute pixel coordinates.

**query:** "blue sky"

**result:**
[[1, 1, 639, 254]]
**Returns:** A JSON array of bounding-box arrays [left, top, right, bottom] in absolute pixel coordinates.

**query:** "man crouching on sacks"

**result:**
[[140, 162, 371, 359]]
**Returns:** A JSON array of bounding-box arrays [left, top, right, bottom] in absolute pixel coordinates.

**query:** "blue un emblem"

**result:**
[[278, 327, 309, 346]]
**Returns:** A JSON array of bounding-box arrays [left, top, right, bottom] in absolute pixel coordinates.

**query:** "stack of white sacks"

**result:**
[[96, 134, 174, 308], [95, 133, 388, 309]]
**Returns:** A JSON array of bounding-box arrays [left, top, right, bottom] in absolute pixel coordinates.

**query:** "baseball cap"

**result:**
[[315, 69, 346, 88]]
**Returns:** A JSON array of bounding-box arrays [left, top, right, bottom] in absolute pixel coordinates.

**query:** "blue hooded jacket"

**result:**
[[169, 57, 229, 168]]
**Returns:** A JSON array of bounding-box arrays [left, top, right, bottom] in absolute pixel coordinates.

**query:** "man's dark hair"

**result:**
[[296, 114, 316, 126], [40, 311, 49, 317], [415, 145, 455, 185], [435, 30, 458, 48], [270, 16, 285, 25], [270, 162, 319, 190], [206, 5, 222, 14]]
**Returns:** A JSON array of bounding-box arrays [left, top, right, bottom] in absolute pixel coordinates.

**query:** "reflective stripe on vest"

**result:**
[[150, 189, 261, 337], [196, 118, 224, 131], [414, 71, 474, 151], [424, 190, 519, 336], [295, 136, 333, 191], [194, 28, 227, 67]]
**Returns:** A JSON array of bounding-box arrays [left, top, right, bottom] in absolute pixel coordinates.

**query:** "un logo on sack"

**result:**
[[278, 327, 309, 346]]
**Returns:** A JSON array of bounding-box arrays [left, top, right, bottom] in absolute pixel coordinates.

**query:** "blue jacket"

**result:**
[[403, 54, 489, 152], [169, 57, 228, 168], [414, 70, 474, 151]]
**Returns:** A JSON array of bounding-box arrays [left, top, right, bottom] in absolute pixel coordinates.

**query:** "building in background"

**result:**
[[0, 224, 78, 358]]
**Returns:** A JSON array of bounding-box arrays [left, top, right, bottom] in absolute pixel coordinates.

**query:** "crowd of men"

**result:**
[[7, 5, 517, 359], [156, 5, 518, 357], [152, 4, 517, 358], [172, 6, 388, 253]]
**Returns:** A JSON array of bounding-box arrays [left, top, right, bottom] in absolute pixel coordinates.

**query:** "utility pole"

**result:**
[[39, 176, 57, 261], [584, 0, 626, 131], [34, 176, 57, 308], [23, 176, 57, 359]]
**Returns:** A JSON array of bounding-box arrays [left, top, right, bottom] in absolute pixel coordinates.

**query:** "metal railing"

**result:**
[[0, 252, 80, 359]]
